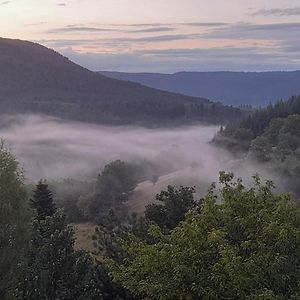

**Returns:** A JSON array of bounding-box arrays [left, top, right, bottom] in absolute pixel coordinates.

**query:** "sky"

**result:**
[[1, 0, 300, 72]]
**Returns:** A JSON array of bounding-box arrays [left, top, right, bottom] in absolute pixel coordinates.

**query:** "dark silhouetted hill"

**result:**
[[0, 38, 241, 125], [100, 71, 300, 107]]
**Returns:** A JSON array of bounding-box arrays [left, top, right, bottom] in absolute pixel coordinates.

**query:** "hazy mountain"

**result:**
[[0, 38, 241, 126], [100, 71, 300, 107]]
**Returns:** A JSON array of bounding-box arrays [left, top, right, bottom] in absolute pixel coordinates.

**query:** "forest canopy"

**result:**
[[213, 95, 300, 197], [0, 138, 300, 299], [110, 173, 300, 300]]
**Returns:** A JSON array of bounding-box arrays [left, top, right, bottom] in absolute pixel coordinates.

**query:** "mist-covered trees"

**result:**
[[0, 143, 30, 299], [2, 129, 300, 299], [48, 160, 139, 222], [214, 95, 300, 197], [50, 179, 92, 222], [249, 136, 272, 161], [111, 173, 300, 300], [79, 160, 138, 221], [248, 115, 300, 196], [214, 95, 300, 152]]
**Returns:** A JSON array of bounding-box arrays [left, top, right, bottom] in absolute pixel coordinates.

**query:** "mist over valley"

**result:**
[[1, 2, 300, 298], [0, 114, 284, 209]]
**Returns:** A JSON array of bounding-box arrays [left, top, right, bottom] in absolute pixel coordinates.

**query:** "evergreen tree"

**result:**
[[16, 209, 103, 300], [31, 180, 56, 220], [16, 183, 103, 300]]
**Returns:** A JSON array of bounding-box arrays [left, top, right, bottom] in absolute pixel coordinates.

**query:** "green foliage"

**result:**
[[50, 178, 92, 222], [216, 95, 300, 197], [260, 115, 300, 160], [215, 96, 300, 151], [279, 114, 300, 139], [111, 173, 300, 300], [48, 160, 140, 222], [0, 142, 30, 298], [31, 180, 56, 220], [263, 118, 285, 146], [16, 208, 103, 300], [239, 96, 300, 136], [249, 136, 272, 161], [95, 263, 139, 300], [93, 185, 197, 267], [145, 185, 196, 230], [79, 160, 138, 221], [95, 209, 126, 262], [93, 210, 143, 299]]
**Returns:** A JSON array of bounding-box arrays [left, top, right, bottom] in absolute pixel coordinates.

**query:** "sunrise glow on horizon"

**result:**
[[1, 0, 300, 72]]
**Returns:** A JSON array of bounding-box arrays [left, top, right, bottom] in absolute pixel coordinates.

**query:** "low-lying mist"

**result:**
[[0, 114, 282, 199]]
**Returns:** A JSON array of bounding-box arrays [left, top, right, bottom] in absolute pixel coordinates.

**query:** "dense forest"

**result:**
[[213, 95, 300, 197], [0, 38, 242, 126], [1, 138, 300, 299]]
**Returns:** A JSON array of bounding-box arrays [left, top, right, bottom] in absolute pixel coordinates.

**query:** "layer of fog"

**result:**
[[0, 114, 281, 197]]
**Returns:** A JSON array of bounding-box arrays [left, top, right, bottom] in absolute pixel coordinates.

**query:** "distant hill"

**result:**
[[0, 38, 241, 126], [100, 71, 300, 107]]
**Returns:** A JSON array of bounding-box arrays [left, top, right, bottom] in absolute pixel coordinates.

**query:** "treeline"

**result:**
[[240, 96, 300, 136], [0, 97, 242, 127], [1, 145, 300, 299], [213, 95, 300, 197], [214, 95, 300, 151]]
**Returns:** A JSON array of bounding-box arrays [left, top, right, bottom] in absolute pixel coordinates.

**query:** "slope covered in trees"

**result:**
[[0, 38, 241, 125], [214, 95, 300, 197], [214, 96, 300, 150], [101, 70, 300, 106]]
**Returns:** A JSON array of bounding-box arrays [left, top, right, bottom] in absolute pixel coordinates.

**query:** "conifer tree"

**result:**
[[31, 180, 56, 220], [16, 183, 103, 299]]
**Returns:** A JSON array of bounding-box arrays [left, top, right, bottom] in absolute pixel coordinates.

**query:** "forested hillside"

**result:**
[[0, 38, 241, 125], [101, 70, 300, 106], [214, 95, 300, 196]]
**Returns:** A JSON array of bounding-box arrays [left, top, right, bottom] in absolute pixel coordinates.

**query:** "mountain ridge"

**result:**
[[0, 37, 241, 126], [100, 70, 300, 107]]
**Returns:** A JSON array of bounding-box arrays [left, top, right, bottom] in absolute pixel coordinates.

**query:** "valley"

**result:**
[[1, 1, 300, 297]]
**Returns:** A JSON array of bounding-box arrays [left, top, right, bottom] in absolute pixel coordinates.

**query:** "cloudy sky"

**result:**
[[1, 0, 300, 72]]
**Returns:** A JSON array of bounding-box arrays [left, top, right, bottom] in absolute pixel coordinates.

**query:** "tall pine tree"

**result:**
[[31, 180, 56, 220], [16, 182, 103, 299]]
